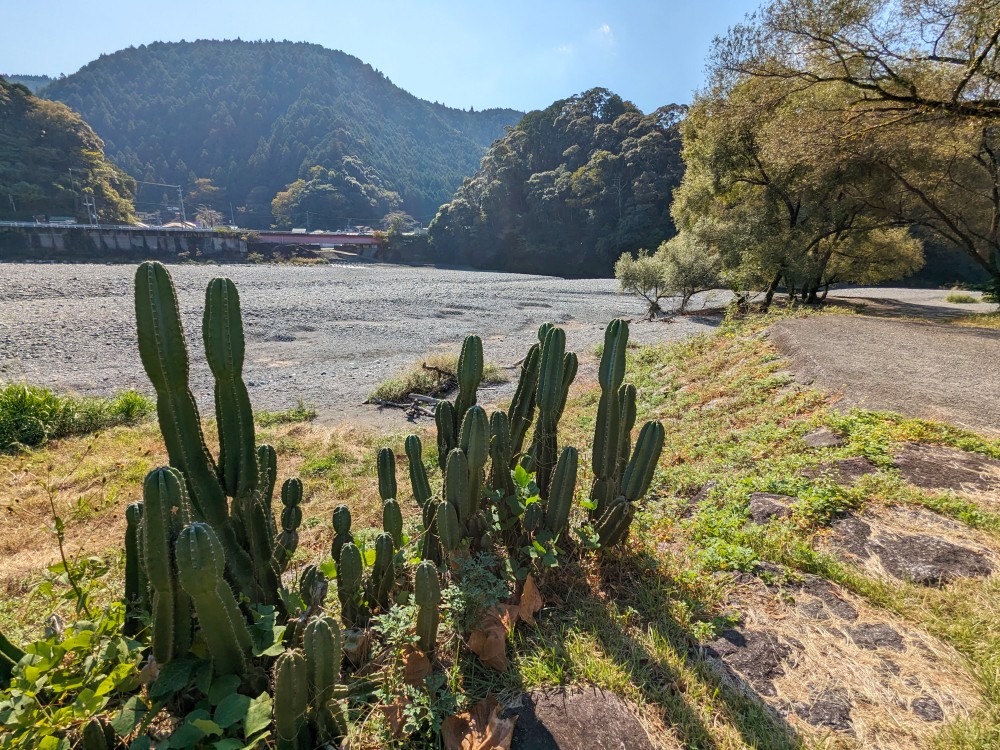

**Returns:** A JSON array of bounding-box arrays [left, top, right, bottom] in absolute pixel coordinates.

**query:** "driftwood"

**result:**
[[407, 393, 442, 405], [366, 398, 435, 420]]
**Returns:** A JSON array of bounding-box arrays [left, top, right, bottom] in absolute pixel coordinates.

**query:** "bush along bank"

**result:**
[[0, 261, 662, 748]]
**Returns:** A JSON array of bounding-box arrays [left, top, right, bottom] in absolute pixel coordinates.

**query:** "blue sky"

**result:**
[[1, 0, 760, 113]]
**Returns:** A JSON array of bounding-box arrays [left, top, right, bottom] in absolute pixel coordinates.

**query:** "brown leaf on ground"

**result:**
[[403, 645, 432, 686], [442, 697, 517, 750], [380, 697, 410, 738], [517, 574, 543, 624], [468, 605, 518, 672]]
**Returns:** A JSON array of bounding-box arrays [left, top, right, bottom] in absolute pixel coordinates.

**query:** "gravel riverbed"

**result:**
[[0, 261, 724, 428]]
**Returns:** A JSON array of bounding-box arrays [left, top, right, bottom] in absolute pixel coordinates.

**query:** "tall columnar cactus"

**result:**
[[274, 478, 303, 572], [382, 498, 403, 549], [142, 467, 193, 665], [506, 343, 540, 461], [459, 405, 489, 515], [404, 434, 433, 506], [303, 616, 347, 741], [365, 532, 396, 613], [175, 522, 253, 676], [591, 319, 630, 519], [330, 505, 354, 567], [594, 421, 665, 547], [434, 401, 457, 472], [489, 411, 516, 500], [414, 561, 440, 656], [527, 326, 578, 496], [376, 447, 397, 502], [453, 334, 484, 427], [543, 447, 578, 537], [123, 501, 147, 634], [273, 650, 310, 750], [135, 262, 257, 599], [336, 541, 365, 629], [420, 498, 442, 564]]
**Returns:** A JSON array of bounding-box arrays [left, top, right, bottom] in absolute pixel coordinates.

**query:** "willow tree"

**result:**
[[672, 74, 923, 305]]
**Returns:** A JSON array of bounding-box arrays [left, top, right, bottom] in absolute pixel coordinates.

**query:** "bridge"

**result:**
[[256, 231, 379, 247]]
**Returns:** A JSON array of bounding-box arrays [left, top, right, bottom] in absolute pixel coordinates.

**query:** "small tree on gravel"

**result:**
[[615, 236, 721, 318]]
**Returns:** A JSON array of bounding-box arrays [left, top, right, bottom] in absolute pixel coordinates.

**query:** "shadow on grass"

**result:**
[[526, 548, 803, 750]]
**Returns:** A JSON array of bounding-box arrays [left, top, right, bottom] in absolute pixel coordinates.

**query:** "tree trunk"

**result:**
[[762, 271, 783, 312]]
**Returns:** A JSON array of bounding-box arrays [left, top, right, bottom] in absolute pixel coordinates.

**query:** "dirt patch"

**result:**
[[770, 315, 1000, 435], [825, 506, 997, 586], [894, 443, 1000, 510], [506, 687, 669, 750], [702, 570, 982, 749]]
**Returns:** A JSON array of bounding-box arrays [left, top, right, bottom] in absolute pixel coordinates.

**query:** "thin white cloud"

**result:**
[[556, 44, 573, 55], [594, 23, 616, 53]]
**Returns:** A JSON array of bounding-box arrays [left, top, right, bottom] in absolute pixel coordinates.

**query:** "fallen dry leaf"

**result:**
[[468, 604, 518, 672], [517, 574, 543, 624], [442, 697, 517, 750], [380, 697, 410, 738], [403, 645, 432, 686]]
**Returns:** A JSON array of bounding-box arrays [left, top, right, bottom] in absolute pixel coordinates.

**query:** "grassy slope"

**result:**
[[2, 308, 999, 748]]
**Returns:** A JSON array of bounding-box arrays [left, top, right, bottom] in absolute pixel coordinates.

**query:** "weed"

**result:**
[[369, 353, 507, 402], [256, 398, 318, 426]]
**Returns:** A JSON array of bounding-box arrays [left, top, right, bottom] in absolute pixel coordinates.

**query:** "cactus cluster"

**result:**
[[589, 320, 666, 547], [126, 262, 308, 677]]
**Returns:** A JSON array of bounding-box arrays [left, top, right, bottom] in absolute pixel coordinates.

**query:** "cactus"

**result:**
[[621, 421, 665, 502], [444, 448, 471, 525], [134, 262, 257, 599], [544, 447, 578, 536], [330, 505, 354, 566], [298, 564, 328, 613], [142, 467, 193, 665], [420, 500, 442, 564], [336, 542, 365, 629], [365, 532, 396, 613], [489, 411, 516, 500], [258, 444, 279, 536], [459, 405, 489, 517], [522, 501, 543, 532], [435, 400, 457, 471], [414, 561, 440, 655], [376, 447, 397, 502], [595, 495, 633, 547], [382, 498, 403, 549], [303, 616, 348, 741], [175, 522, 252, 676], [81, 717, 118, 750], [274, 478, 303, 572], [528, 326, 577, 496], [0, 629, 24, 685], [123, 501, 146, 633], [273, 650, 310, 750], [404, 434, 433, 506], [437, 499, 462, 552], [453, 334, 484, 426], [506, 343, 540, 459]]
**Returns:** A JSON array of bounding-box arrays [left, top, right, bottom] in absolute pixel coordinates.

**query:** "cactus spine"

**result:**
[[175, 522, 253, 676], [273, 650, 310, 750], [414, 561, 440, 655]]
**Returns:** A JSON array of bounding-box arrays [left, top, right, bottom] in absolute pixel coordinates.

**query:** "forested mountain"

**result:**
[[43, 40, 522, 226], [1, 74, 54, 95], [0, 77, 135, 223], [428, 89, 686, 277]]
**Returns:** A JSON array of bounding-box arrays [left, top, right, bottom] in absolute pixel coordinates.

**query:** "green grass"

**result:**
[[369, 352, 508, 402], [0, 384, 153, 452], [946, 292, 979, 304], [256, 398, 318, 426]]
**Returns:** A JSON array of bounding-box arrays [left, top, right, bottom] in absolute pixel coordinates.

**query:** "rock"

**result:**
[[828, 516, 873, 556], [847, 623, 905, 652], [894, 443, 1000, 494], [792, 689, 854, 733], [876, 533, 994, 586], [507, 687, 657, 750], [793, 577, 859, 621], [802, 427, 844, 449], [749, 493, 796, 524], [802, 456, 879, 485], [911, 695, 944, 722], [703, 629, 791, 697]]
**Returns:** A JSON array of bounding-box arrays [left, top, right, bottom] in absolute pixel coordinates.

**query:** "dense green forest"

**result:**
[[43, 40, 522, 227], [428, 89, 685, 277], [0, 74, 53, 95], [0, 77, 135, 223]]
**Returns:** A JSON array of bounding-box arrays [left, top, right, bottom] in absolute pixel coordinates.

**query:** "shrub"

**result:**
[[0, 384, 153, 451], [946, 290, 978, 304]]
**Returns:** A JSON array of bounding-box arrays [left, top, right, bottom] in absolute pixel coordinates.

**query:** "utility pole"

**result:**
[[177, 185, 187, 225]]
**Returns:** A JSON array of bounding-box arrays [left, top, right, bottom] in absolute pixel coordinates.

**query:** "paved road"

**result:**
[[0, 261, 724, 427], [771, 312, 1000, 435]]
